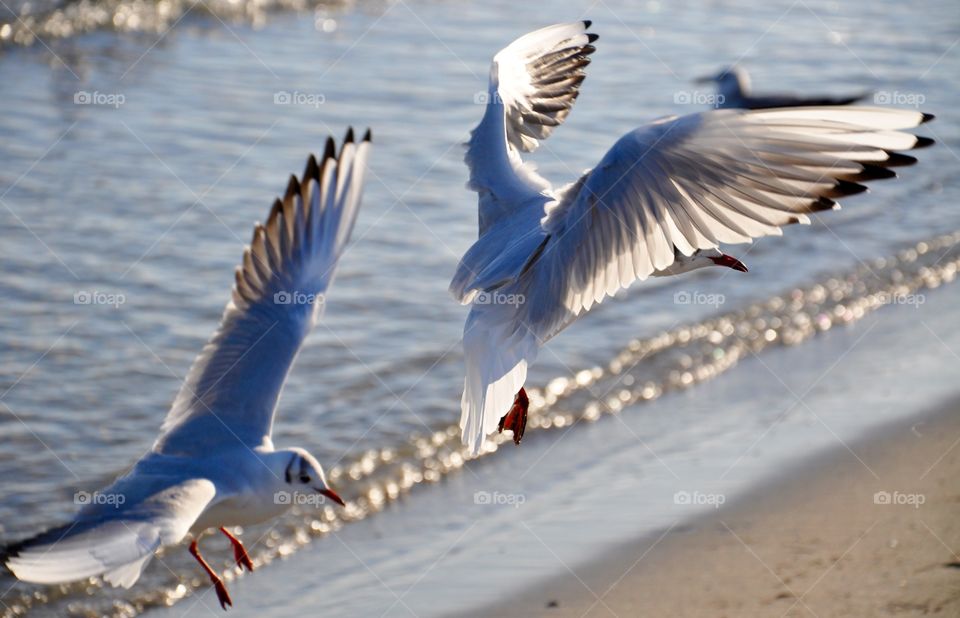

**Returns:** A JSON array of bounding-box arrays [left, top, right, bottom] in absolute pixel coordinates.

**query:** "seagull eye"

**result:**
[[299, 474, 310, 483]]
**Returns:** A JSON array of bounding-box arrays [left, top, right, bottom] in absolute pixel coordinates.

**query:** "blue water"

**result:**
[[0, 0, 958, 615]]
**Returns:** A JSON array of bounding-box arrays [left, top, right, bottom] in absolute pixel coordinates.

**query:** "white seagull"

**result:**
[[4, 129, 371, 610], [450, 21, 933, 454], [696, 66, 868, 110]]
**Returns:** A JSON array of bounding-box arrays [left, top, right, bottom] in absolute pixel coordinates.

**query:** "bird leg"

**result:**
[[498, 387, 529, 445], [189, 538, 233, 610], [219, 527, 254, 572]]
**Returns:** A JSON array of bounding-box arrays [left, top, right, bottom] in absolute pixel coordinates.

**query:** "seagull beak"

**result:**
[[316, 487, 346, 507], [709, 254, 749, 272]]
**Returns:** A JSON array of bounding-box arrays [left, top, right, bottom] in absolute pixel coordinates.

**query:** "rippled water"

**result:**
[[0, 0, 958, 615]]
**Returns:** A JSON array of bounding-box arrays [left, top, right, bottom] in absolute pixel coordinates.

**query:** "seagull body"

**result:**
[[4, 129, 371, 609], [450, 21, 933, 454], [698, 66, 868, 109]]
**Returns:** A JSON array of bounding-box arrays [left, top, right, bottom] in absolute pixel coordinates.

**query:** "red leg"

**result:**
[[219, 527, 254, 572], [189, 538, 233, 610], [497, 387, 529, 445]]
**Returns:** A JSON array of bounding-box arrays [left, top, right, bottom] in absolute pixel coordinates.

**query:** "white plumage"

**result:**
[[6, 129, 370, 607], [452, 21, 934, 454]]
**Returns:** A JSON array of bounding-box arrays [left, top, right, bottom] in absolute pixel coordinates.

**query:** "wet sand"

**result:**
[[468, 401, 960, 617]]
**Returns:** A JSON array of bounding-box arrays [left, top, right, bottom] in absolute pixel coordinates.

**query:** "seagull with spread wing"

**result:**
[[4, 129, 371, 610], [450, 21, 933, 454], [696, 66, 868, 109]]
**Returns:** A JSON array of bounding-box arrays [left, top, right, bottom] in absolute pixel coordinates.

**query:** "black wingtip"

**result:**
[[284, 174, 300, 200], [323, 135, 336, 161], [302, 153, 320, 183], [2, 540, 23, 562], [586, 33, 599, 43], [344, 127, 355, 144], [921, 112, 935, 124], [809, 196, 838, 212], [914, 136, 935, 149], [883, 152, 918, 167], [856, 164, 897, 181], [583, 19, 592, 28], [828, 180, 869, 198], [363, 127, 372, 142]]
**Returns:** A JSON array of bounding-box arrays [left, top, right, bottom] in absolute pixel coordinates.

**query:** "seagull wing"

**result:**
[[743, 92, 868, 109], [4, 475, 216, 587], [512, 107, 933, 342], [153, 129, 371, 456], [466, 21, 597, 233]]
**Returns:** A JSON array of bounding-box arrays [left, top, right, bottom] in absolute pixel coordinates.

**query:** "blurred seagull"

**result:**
[[450, 21, 933, 454], [4, 129, 371, 610], [696, 66, 868, 109]]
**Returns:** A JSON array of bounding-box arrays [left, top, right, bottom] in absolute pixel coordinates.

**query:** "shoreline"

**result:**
[[462, 398, 960, 617]]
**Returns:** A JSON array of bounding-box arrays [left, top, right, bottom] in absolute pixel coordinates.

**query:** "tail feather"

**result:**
[[460, 304, 537, 454]]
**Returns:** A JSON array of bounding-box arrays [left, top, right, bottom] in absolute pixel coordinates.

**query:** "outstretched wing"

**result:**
[[515, 107, 933, 341], [466, 21, 597, 233], [5, 475, 216, 587], [153, 129, 371, 456]]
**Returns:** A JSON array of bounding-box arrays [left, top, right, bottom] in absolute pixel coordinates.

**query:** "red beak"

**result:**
[[318, 488, 346, 507], [709, 254, 748, 272]]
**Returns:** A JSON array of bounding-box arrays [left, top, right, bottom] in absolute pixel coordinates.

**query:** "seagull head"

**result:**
[[695, 66, 750, 98], [275, 447, 346, 507]]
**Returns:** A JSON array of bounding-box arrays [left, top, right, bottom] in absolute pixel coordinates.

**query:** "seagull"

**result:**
[[696, 66, 868, 109], [3, 128, 371, 610], [450, 21, 933, 454]]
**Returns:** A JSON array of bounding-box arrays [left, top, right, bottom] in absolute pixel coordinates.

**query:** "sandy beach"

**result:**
[[469, 401, 960, 618]]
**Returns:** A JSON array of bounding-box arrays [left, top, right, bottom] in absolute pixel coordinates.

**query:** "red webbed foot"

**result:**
[[498, 387, 529, 445]]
